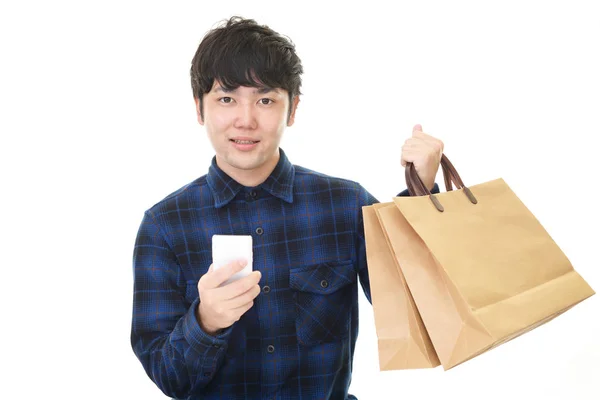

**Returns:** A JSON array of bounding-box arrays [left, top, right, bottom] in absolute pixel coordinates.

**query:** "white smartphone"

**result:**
[[211, 234, 253, 286]]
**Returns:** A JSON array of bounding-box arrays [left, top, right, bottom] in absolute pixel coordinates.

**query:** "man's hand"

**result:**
[[401, 124, 444, 191], [196, 260, 262, 335]]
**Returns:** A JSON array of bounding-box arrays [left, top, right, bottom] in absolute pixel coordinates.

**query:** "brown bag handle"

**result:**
[[405, 154, 459, 195], [405, 154, 478, 212]]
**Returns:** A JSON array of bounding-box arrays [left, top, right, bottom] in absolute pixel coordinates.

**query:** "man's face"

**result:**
[[195, 81, 299, 179]]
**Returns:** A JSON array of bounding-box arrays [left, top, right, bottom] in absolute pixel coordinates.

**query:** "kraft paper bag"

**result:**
[[376, 155, 595, 370], [362, 203, 440, 370]]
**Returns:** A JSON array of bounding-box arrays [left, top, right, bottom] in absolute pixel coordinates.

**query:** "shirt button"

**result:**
[[250, 190, 257, 198], [320, 280, 329, 288], [203, 372, 211, 377], [267, 345, 275, 353], [212, 344, 221, 348], [255, 227, 264, 235], [263, 285, 271, 293]]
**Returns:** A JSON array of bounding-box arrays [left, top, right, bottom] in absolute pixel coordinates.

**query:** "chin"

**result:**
[[226, 155, 265, 171]]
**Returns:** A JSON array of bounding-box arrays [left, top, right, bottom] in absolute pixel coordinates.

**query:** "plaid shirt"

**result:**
[[131, 148, 437, 399]]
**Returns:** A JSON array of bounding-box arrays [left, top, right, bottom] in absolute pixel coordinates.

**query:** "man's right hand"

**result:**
[[196, 260, 262, 335]]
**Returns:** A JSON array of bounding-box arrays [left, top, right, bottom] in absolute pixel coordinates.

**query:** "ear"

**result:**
[[194, 97, 204, 125], [286, 96, 300, 127]]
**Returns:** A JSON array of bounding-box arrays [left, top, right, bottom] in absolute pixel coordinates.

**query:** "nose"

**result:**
[[233, 103, 258, 130]]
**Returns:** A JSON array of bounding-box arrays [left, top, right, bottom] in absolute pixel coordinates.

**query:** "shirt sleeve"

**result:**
[[356, 183, 440, 303], [131, 210, 233, 398]]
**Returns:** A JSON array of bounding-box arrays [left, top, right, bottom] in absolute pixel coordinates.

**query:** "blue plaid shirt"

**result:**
[[131, 148, 437, 399]]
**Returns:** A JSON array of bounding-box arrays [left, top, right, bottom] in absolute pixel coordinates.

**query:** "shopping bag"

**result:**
[[363, 203, 440, 370], [376, 154, 595, 370]]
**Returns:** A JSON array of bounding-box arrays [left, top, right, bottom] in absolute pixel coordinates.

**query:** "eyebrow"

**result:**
[[213, 86, 277, 94]]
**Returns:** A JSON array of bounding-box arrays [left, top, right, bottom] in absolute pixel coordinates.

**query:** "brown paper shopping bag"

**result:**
[[362, 204, 440, 370], [376, 155, 595, 370]]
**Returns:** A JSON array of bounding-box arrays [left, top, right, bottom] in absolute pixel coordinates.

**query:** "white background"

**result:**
[[1, 1, 598, 399]]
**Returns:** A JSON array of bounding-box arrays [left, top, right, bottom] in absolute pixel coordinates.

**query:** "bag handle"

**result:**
[[404, 154, 478, 212]]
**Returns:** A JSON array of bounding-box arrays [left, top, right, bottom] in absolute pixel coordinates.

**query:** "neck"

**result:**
[[216, 149, 280, 187]]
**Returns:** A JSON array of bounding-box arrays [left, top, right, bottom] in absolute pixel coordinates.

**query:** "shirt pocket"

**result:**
[[289, 260, 357, 346]]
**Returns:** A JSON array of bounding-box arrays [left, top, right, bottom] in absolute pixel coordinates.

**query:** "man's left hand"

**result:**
[[401, 124, 444, 191]]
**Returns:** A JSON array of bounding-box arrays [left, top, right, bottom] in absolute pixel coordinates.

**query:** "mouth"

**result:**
[[230, 139, 260, 145], [229, 138, 260, 151]]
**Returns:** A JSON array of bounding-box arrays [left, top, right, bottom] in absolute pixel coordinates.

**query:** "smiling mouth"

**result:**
[[230, 139, 259, 144]]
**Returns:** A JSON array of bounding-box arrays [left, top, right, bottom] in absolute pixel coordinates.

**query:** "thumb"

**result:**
[[413, 124, 423, 133]]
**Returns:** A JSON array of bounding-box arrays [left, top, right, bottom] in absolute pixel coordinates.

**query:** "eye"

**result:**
[[259, 98, 274, 105], [218, 97, 233, 104]]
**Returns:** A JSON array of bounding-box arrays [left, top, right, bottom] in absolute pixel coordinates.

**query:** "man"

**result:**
[[131, 16, 443, 400]]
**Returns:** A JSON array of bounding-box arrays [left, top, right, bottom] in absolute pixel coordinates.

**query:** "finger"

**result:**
[[411, 131, 437, 146], [224, 300, 256, 325], [402, 142, 434, 157], [404, 136, 436, 146], [413, 124, 423, 133], [404, 137, 443, 156], [402, 139, 421, 149], [411, 131, 432, 142], [220, 270, 262, 300], [416, 133, 443, 149], [414, 138, 443, 157], [401, 149, 422, 165], [231, 300, 255, 320], [410, 130, 444, 150], [202, 259, 248, 289], [401, 144, 416, 166], [225, 284, 261, 309]]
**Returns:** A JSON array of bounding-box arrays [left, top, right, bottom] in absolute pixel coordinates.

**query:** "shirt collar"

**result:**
[[206, 148, 295, 208]]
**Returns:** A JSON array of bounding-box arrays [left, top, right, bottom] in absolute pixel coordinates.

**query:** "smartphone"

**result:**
[[211, 234, 253, 286]]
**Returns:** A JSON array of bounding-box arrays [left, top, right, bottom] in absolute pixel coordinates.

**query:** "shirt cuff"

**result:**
[[397, 182, 440, 197], [183, 298, 233, 355]]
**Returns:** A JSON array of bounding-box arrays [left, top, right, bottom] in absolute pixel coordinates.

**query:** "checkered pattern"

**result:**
[[131, 148, 435, 399]]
